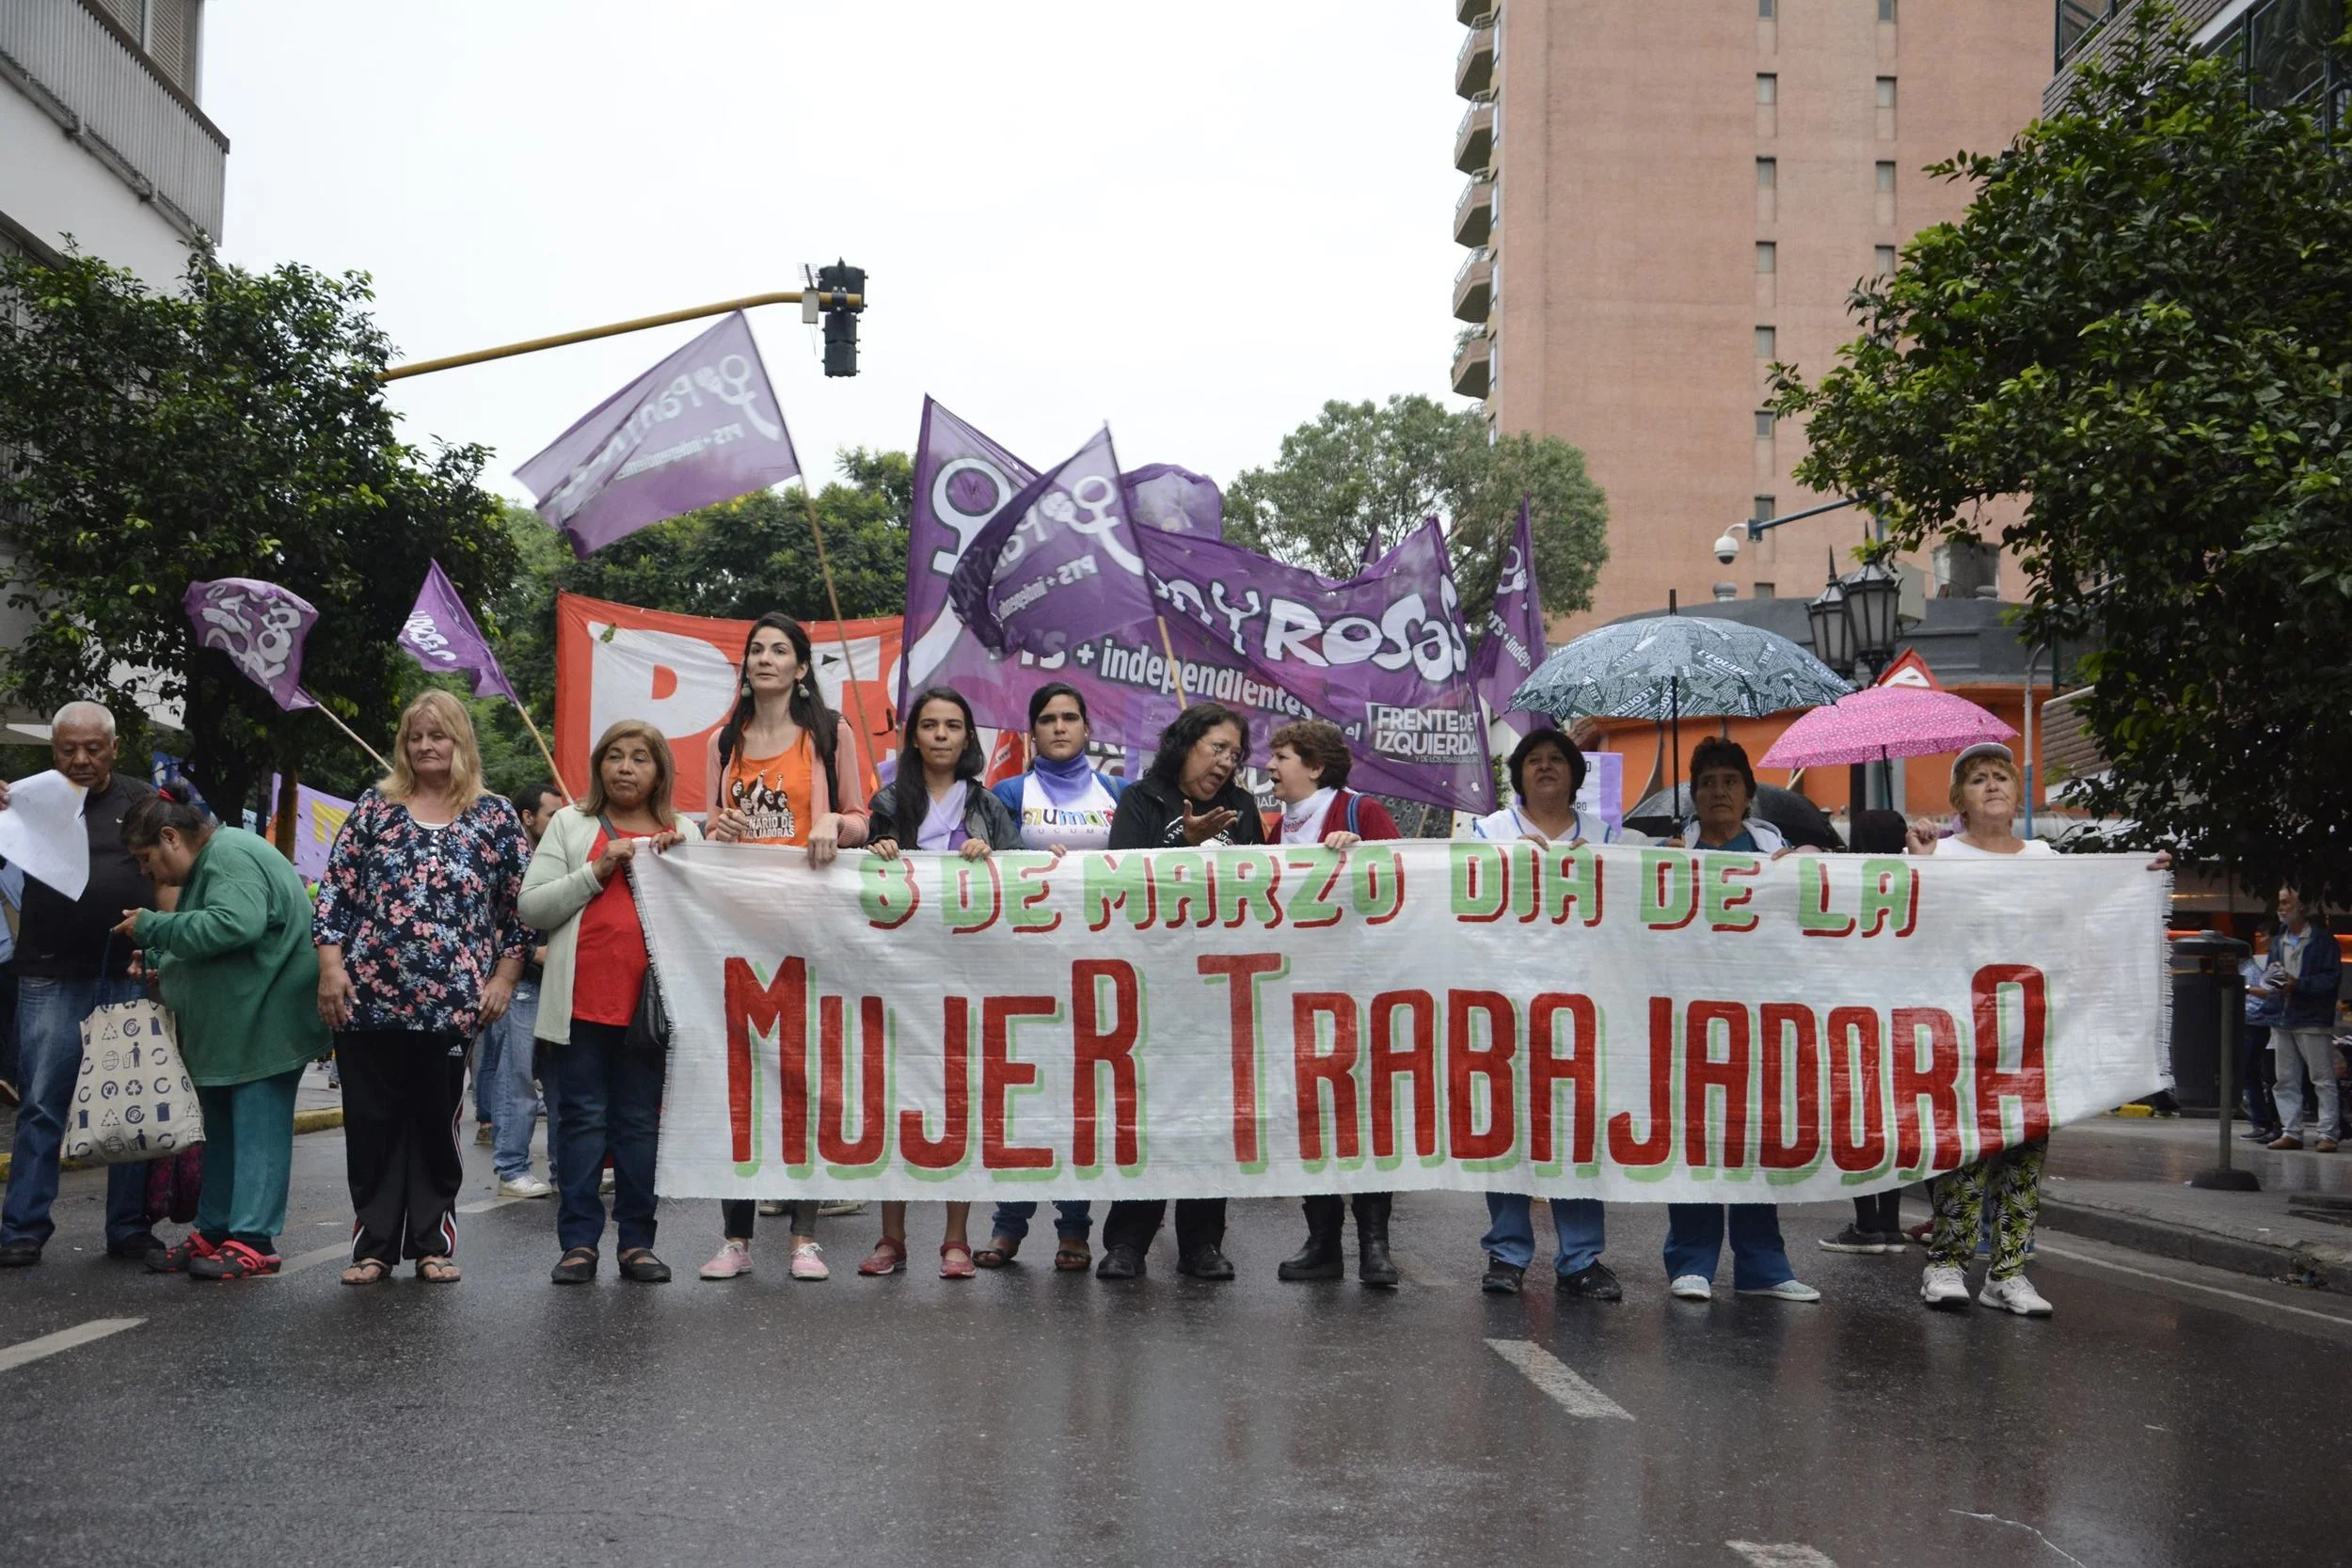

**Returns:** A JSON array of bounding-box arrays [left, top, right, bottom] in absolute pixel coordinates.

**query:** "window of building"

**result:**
[[1755, 583, 1777, 600], [1878, 0, 1897, 22], [1875, 244, 1898, 275], [1756, 158, 1777, 190], [1755, 326, 1776, 358], [1754, 496, 1776, 524], [1756, 242, 1776, 274], [1756, 73, 1777, 104], [1876, 77, 1898, 108], [1758, 0, 1774, 16], [1755, 410, 1775, 438], [1875, 161, 1898, 193]]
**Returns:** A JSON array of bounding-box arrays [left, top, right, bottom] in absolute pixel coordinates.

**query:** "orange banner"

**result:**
[[554, 593, 902, 815]]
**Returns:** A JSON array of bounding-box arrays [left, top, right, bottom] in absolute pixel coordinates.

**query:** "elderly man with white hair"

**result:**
[[0, 701, 165, 1268]]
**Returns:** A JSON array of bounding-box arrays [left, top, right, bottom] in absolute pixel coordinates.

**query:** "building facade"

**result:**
[[1451, 0, 2049, 633], [0, 0, 224, 283]]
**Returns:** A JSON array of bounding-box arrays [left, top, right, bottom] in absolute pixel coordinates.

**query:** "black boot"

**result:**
[[1355, 1193, 1398, 1290], [1278, 1196, 1345, 1280]]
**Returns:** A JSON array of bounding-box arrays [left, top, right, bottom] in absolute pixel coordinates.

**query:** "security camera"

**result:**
[[1712, 531, 1742, 565]]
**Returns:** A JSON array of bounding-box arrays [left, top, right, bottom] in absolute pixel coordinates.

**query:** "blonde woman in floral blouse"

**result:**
[[314, 691, 530, 1285]]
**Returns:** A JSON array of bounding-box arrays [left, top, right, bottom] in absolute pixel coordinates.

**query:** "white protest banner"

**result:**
[[636, 841, 2169, 1204]]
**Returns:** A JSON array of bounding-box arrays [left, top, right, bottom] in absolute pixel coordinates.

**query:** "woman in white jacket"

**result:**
[[519, 721, 698, 1286]]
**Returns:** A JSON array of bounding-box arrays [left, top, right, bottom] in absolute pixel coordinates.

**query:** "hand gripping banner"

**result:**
[[635, 841, 2169, 1204]]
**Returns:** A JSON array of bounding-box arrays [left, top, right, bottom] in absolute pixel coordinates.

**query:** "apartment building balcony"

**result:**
[[1454, 0, 1494, 24], [1451, 331, 1492, 400], [1452, 251, 1493, 323], [1453, 177, 1494, 247], [1454, 100, 1495, 173], [0, 0, 228, 241], [1455, 24, 1495, 99]]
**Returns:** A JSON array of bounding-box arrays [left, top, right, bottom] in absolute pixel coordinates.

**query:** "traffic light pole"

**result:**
[[379, 287, 866, 382]]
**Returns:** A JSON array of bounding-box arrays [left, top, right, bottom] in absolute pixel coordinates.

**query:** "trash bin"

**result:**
[[2169, 932, 2250, 1111]]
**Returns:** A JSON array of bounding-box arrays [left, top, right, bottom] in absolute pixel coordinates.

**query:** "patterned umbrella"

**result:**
[[1758, 685, 2015, 768], [1509, 615, 1851, 724]]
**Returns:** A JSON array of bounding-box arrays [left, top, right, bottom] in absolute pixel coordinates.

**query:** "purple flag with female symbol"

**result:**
[[397, 561, 519, 705], [183, 578, 319, 711], [516, 311, 800, 558], [1467, 499, 1553, 737]]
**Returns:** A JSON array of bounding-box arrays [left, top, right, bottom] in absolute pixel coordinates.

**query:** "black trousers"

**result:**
[[1103, 1198, 1225, 1259], [1850, 1189, 1903, 1234], [1301, 1193, 1391, 1234], [340, 1029, 469, 1263], [720, 1198, 818, 1239]]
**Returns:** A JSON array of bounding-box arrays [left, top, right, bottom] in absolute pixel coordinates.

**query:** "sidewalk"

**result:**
[[0, 1060, 342, 1183], [2041, 1114, 2352, 1291]]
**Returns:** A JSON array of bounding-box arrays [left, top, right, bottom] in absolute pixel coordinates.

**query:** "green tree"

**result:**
[[1772, 6, 2352, 895], [1225, 394, 1609, 625], [0, 246, 514, 818]]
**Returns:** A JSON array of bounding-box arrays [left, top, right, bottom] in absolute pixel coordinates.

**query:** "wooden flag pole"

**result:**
[[1155, 616, 1191, 707], [298, 690, 390, 772], [796, 490, 884, 790], [514, 705, 574, 800]]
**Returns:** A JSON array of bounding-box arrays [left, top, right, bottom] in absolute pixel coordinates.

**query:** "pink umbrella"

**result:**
[[1758, 685, 2016, 768]]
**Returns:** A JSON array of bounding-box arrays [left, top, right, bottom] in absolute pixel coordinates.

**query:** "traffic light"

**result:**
[[811, 261, 866, 377]]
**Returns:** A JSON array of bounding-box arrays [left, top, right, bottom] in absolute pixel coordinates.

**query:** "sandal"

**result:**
[[416, 1255, 460, 1283], [1054, 1241, 1092, 1273], [339, 1257, 390, 1287], [857, 1236, 907, 1276], [551, 1246, 598, 1284], [940, 1242, 977, 1279], [973, 1236, 1019, 1269]]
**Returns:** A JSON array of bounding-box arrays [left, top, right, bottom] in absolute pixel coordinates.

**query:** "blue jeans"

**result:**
[[485, 984, 542, 1181], [0, 976, 157, 1249], [550, 1020, 663, 1255], [1481, 1194, 1606, 1275], [991, 1200, 1092, 1243], [1663, 1202, 1794, 1291]]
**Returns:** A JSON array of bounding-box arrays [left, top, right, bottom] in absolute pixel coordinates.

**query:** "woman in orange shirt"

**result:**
[[696, 611, 872, 1284]]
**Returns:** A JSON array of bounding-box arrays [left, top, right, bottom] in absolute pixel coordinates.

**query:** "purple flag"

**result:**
[[1122, 464, 1223, 540], [516, 311, 800, 558], [905, 404, 1178, 745], [183, 578, 319, 711], [947, 426, 1163, 660], [1467, 499, 1553, 738], [397, 561, 519, 705], [1139, 519, 1495, 814]]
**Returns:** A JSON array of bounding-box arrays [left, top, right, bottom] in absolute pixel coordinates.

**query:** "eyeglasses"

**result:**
[[1202, 741, 1241, 763]]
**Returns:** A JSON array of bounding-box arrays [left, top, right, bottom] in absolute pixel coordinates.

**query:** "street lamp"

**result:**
[[1805, 563, 1854, 677], [1841, 559, 1902, 676]]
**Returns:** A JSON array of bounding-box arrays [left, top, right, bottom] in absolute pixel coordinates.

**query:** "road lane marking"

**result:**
[[0, 1317, 144, 1373], [279, 1196, 525, 1276], [1726, 1544, 1837, 1568], [2034, 1242, 2352, 1328], [1483, 1338, 1633, 1419]]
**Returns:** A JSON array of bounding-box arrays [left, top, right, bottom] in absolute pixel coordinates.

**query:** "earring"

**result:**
[[741, 681, 752, 696]]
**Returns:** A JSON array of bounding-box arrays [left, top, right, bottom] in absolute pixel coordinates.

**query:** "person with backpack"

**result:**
[[695, 612, 872, 1284], [1264, 719, 1405, 1289], [858, 686, 1022, 1279], [972, 681, 1126, 1274]]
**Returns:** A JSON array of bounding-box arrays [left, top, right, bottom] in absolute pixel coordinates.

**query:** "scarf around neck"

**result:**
[[916, 778, 971, 851], [1029, 752, 1100, 808], [1279, 787, 1338, 845]]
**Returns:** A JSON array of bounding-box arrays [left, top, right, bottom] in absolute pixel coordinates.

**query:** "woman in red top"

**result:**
[[697, 611, 871, 1282], [1264, 720, 1404, 1288], [519, 721, 696, 1285]]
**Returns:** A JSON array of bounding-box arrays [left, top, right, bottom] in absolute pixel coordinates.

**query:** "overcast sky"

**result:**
[[204, 0, 1472, 504]]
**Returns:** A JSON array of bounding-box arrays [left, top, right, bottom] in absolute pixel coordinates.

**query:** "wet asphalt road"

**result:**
[[5, 1130, 2351, 1568]]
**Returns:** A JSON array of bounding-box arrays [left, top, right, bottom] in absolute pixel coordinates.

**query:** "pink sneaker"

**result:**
[[697, 1240, 753, 1280], [789, 1241, 829, 1281]]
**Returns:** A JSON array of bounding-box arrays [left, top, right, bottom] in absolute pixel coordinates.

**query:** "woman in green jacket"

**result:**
[[113, 784, 329, 1280]]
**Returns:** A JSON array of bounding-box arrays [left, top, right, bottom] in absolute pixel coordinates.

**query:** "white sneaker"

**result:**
[[698, 1240, 753, 1280], [817, 1199, 866, 1217], [1669, 1274, 1713, 1301], [598, 1168, 615, 1195], [755, 1199, 790, 1217], [1920, 1264, 1972, 1308], [1736, 1278, 1821, 1302], [497, 1175, 553, 1199], [1978, 1274, 2054, 1316]]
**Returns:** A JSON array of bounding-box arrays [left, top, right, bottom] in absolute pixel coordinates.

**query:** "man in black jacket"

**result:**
[[1096, 703, 1263, 1282], [0, 703, 163, 1267]]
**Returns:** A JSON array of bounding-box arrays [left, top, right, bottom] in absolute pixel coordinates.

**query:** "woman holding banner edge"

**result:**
[[1267, 719, 1406, 1288], [974, 681, 1124, 1273], [1469, 729, 1626, 1301], [1096, 701, 1266, 1283], [860, 686, 1022, 1279], [695, 611, 871, 1284]]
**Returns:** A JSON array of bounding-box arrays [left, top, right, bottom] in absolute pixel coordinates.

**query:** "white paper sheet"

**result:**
[[0, 770, 90, 901]]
